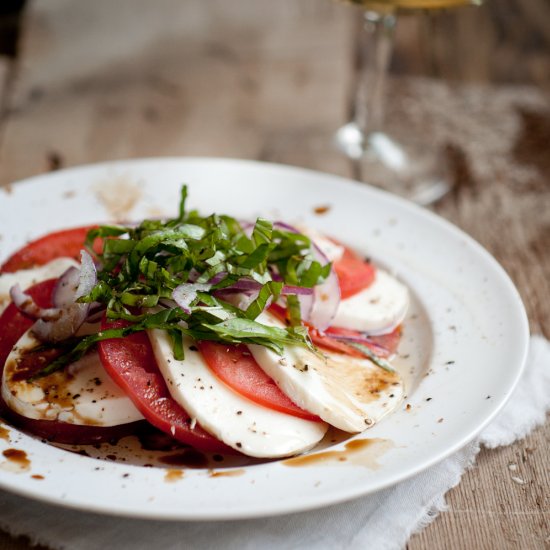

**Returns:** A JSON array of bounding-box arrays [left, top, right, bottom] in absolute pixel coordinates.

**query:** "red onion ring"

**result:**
[[307, 260, 340, 331], [223, 278, 313, 296], [76, 250, 97, 299], [31, 251, 97, 342], [323, 332, 389, 356], [208, 272, 228, 285], [52, 266, 80, 308], [84, 308, 105, 324], [273, 222, 340, 331], [187, 268, 201, 283], [214, 289, 261, 311], [282, 285, 313, 296], [239, 220, 254, 237]]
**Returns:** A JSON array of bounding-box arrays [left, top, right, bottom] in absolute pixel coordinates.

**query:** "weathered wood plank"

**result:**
[[392, 0, 550, 90], [409, 423, 550, 550], [0, 55, 10, 134], [0, 0, 354, 187]]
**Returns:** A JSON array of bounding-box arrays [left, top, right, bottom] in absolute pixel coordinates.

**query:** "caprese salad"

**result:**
[[0, 186, 409, 459]]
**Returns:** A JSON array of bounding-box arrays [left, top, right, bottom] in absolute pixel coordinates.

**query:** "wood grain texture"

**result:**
[[409, 425, 550, 549], [0, 56, 10, 149], [0, 1, 548, 549], [0, 0, 355, 187]]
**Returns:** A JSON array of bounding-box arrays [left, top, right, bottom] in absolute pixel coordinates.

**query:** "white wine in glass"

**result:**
[[346, 0, 480, 9], [335, 0, 482, 204]]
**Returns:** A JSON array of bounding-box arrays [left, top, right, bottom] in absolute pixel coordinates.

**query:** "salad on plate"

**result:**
[[0, 186, 409, 459]]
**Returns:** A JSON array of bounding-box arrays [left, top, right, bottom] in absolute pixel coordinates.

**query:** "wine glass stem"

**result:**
[[352, 11, 397, 142]]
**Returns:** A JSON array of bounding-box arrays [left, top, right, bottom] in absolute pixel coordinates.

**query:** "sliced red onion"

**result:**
[[172, 283, 212, 314], [214, 289, 260, 311], [159, 298, 177, 309], [52, 252, 97, 308], [208, 272, 228, 285], [308, 244, 340, 331], [280, 283, 315, 321], [31, 251, 98, 343], [239, 220, 254, 237], [76, 250, 97, 299], [84, 308, 105, 324], [52, 267, 80, 308], [281, 285, 313, 296], [273, 221, 340, 331], [224, 279, 261, 292], [325, 332, 388, 355], [187, 268, 201, 283], [297, 293, 314, 321], [9, 284, 63, 321], [222, 278, 313, 296], [32, 307, 88, 342], [273, 221, 303, 235], [215, 277, 313, 317]]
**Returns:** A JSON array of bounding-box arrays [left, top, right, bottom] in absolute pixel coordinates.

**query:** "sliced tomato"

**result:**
[[198, 341, 320, 421], [0, 279, 143, 444], [332, 247, 376, 299], [1, 225, 102, 273], [98, 319, 232, 453]]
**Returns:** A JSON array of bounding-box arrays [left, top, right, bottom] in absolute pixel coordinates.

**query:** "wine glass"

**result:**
[[335, 0, 482, 205]]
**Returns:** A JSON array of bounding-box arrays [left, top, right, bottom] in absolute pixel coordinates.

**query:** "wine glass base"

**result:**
[[334, 122, 366, 160], [334, 122, 451, 205]]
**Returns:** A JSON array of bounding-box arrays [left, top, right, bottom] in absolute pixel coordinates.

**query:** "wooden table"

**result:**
[[0, 1, 548, 548]]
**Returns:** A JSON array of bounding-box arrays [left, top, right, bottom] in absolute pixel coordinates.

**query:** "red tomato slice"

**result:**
[[1, 225, 101, 273], [198, 341, 320, 422], [0, 279, 143, 444], [98, 319, 232, 453], [332, 247, 376, 299]]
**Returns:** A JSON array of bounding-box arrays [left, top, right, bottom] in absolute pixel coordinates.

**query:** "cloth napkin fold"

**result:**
[[1, 335, 549, 550]]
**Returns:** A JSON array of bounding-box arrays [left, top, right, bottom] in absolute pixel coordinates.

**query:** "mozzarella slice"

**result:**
[[147, 329, 328, 458], [249, 312, 404, 432], [0, 258, 79, 315], [332, 269, 409, 335], [2, 329, 144, 426]]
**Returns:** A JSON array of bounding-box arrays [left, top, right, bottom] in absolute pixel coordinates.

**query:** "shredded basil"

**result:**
[[29, 185, 326, 379]]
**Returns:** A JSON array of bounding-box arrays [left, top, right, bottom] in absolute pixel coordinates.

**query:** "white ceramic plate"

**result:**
[[0, 158, 529, 520]]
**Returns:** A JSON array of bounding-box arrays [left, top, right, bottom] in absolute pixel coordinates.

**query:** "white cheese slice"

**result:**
[[249, 312, 404, 432], [2, 329, 144, 426], [0, 258, 79, 315], [331, 269, 409, 335], [147, 329, 328, 458]]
